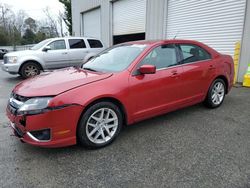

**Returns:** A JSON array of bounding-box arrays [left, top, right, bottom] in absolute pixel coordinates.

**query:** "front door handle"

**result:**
[[62, 52, 68, 55], [171, 70, 179, 78]]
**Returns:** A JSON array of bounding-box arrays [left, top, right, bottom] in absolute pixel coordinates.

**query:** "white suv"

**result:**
[[1, 37, 105, 78]]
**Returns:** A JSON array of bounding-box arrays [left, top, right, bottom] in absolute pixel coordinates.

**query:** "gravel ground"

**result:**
[[0, 66, 250, 188]]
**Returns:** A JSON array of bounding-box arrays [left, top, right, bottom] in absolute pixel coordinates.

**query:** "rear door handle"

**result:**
[[62, 52, 68, 55]]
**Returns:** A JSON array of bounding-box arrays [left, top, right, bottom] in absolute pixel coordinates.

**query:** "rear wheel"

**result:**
[[204, 78, 226, 108], [20, 62, 41, 78], [77, 102, 123, 149]]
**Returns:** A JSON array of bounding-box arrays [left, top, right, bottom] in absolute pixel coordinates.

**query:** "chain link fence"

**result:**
[[0, 44, 34, 52]]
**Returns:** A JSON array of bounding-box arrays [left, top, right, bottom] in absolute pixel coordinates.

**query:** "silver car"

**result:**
[[1, 37, 105, 78]]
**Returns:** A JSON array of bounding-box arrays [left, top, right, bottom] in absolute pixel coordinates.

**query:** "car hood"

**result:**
[[5, 50, 38, 57], [13, 67, 112, 97]]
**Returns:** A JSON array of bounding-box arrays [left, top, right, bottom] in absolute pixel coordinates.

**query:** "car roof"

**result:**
[[124, 39, 206, 46], [124, 39, 220, 56], [49, 36, 101, 40]]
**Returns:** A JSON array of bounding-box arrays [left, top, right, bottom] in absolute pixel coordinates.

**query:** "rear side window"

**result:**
[[69, 39, 86, 49], [87, 39, 103, 48], [140, 44, 178, 69], [179, 44, 211, 64], [48, 40, 66, 50]]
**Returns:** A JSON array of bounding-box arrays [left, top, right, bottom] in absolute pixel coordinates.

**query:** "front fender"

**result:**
[[18, 55, 45, 69]]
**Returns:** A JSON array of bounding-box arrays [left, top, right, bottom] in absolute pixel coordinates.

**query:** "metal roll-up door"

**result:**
[[113, 0, 147, 36], [166, 0, 246, 56], [82, 8, 101, 39]]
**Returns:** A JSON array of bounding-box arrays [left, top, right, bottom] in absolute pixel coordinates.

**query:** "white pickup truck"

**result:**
[[1, 37, 105, 78]]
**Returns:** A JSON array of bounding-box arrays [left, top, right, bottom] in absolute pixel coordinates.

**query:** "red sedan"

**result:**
[[6, 40, 234, 148]]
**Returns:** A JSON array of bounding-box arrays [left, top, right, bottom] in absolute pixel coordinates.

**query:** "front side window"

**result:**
[[69, 39, 86, 49], [48, 40, 66, 50], [179, 44, 211, 64], [88, 39, 103, 48], [140, 44, 178, 69], [83, 44, 147, 72]]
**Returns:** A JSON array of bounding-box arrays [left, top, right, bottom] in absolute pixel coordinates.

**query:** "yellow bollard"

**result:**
[[243, 64, 250, 87], [233, 41, 241, 84]]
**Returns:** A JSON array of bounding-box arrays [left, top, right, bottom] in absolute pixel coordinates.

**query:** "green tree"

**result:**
[[24, 17, 37, 33], [59, 0, 72, 35], [35, 31, 47, 43], [22, 28, 36, 44], [0, 27, 8, 45]]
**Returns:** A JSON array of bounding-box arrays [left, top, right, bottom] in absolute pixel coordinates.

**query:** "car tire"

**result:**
[[20, 62, 41, 78], [204, 78, 226, 108], [77, 101, 123, 149]]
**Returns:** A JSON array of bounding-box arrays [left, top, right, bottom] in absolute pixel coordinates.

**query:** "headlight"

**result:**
[[8, 56, 18, 63], [18, 97, 52, 115]]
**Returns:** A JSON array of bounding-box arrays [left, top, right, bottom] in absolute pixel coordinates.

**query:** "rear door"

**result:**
[[87, 39, 104, 54], [129, 44, 183, 121], [67, 39, 88, 66], [43, 39, 69, 69], [177, 43, 216, 103]]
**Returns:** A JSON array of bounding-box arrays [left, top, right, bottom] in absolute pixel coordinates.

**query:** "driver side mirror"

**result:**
[[138, 65, 156, 74], [43, 46, 51, 52]]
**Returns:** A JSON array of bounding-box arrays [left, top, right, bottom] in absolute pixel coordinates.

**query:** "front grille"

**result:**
[[3, 56, 8, 64]]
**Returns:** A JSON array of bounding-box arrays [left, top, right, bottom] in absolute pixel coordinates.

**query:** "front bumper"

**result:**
[[7, 104, 83, 148], [1, 62, 20, 74]]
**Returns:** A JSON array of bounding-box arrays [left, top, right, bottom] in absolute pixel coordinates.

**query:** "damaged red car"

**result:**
[[6, 40, 234, 148]]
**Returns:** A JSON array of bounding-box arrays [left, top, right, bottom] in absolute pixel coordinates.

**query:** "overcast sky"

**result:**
[[0, 0, 64, 20]]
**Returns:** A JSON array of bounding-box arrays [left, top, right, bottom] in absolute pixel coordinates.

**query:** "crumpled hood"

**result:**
[[13, 67, 112, 97]]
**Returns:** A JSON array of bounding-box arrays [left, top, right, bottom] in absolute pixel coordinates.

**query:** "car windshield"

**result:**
[[82, 44, 147, 73], [31, 39, 52, 50]]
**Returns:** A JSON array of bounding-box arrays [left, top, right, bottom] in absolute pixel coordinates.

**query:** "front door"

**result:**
[[129, 44, 183, 121], [43, 39, 69, 69]]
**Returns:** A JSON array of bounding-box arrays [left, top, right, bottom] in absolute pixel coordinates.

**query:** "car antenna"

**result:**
[[173, 31, 179, 39]]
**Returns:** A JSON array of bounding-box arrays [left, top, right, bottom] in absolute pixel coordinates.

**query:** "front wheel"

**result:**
[[20, 62, 41, 78], [204, 78, 226, 108], [77, 102, 123, 149]]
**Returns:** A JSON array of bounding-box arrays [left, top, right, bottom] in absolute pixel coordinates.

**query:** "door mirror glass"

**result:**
[[138, 65, 156, 74], [43, 46, 51, 52]]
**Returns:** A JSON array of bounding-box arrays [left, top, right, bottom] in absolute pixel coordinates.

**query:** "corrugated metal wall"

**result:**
[[165, 0, 246, 57], [113, 0, 147, 36]]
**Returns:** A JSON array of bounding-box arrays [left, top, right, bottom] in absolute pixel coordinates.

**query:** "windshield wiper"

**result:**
[[83, 67, 98, 72]]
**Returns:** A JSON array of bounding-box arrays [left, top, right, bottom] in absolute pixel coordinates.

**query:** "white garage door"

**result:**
[[113, 0, 147, 36], [82, 8, 101, 39], [166, 0, 246, 56]]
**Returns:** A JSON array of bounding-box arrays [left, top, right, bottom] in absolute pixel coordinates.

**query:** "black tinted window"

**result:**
[[69, 39, 86, 49], [140, 44, 178, 69], [179, 44, 211, 64], [88, 39, 103, 48], [48, 40, 66, 50]]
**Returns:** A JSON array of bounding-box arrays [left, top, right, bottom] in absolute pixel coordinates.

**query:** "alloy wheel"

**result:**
[[86, 108, 119, 144], [24, 65, 39, 77], [211, 82, 225, 105]]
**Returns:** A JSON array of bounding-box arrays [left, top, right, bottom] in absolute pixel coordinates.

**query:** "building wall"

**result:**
[[72, 0, 250, 82], [238, 0, 250, 82], [145, 0, 166, 40], [71, 0, 111, 46], [72, 0, 164, 46]]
